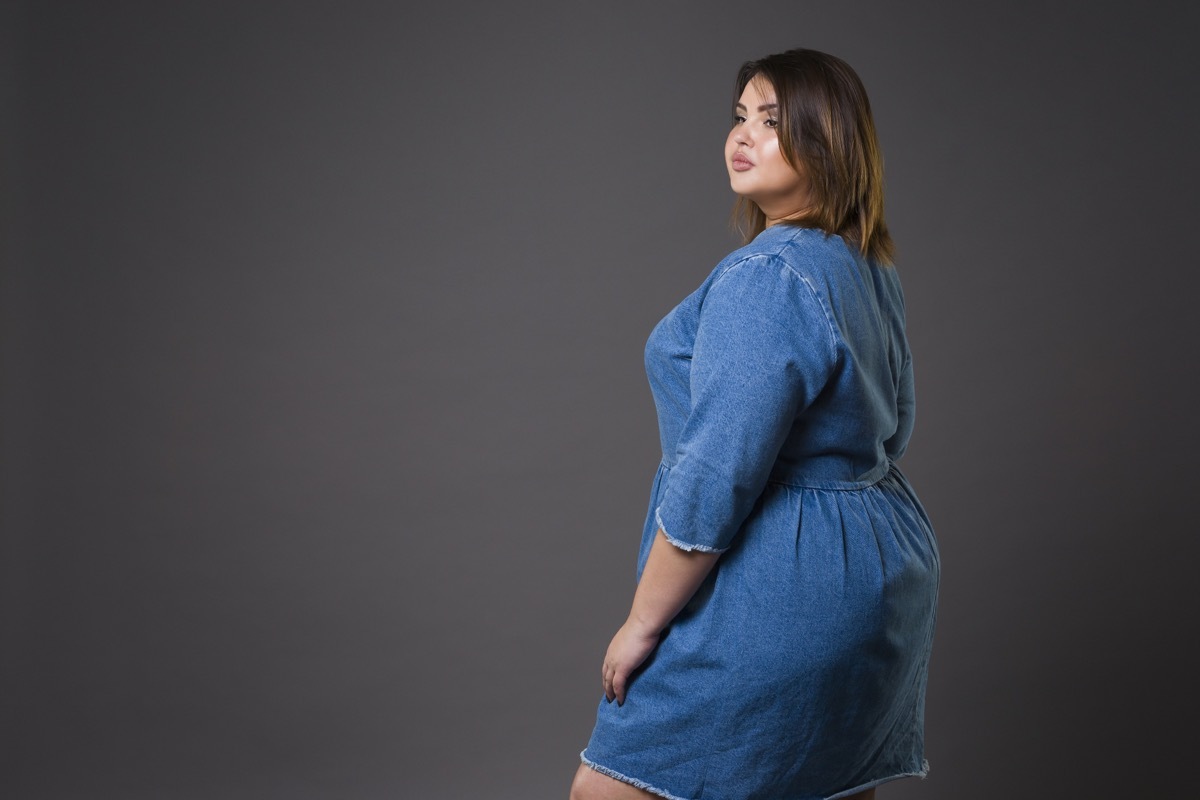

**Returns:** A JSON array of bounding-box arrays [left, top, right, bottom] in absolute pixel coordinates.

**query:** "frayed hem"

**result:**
[[579, 751, 929, 800], [579, 751, 691, 800], [824, 759, 930, 800], [654, 509, 728, 554]]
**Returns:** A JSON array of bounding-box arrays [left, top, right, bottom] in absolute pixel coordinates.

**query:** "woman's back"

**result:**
[[766, 225, 916, 481]]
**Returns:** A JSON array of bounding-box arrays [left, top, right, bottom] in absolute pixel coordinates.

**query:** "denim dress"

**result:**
[[581, 225, 941, 800]]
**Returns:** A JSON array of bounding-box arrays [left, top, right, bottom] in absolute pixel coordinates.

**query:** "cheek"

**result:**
[[763, 141, 799, 181], [760, 137, 784, 163]]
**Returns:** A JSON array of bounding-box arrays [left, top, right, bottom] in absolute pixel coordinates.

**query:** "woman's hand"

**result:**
[[602, 619, 661, 706], [599, 529, 721, 706]]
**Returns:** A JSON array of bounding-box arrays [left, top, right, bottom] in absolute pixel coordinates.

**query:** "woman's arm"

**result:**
[[602, 529, 720, 705], [598, 258, 830, 704]]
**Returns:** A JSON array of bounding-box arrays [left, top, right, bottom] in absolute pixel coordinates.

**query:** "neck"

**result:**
[[760, 203, 813, 229]]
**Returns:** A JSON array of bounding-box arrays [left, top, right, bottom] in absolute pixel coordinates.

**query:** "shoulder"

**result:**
[[712, 225, 855, 286], [706, 226, 854, 311], [699, 229, 841, 359]]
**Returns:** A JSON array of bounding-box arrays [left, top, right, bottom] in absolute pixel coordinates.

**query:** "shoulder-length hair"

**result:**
[[732, 49, 895, 265]]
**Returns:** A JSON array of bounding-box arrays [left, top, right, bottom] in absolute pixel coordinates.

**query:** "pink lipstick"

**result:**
[[731, 152, 753, 171]]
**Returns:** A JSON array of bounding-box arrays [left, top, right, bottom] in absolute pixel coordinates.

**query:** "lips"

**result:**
[[731, 152, 753, 171]]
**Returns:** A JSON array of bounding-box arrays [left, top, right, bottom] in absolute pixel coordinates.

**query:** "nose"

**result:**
[[733, 126, 753, 147]]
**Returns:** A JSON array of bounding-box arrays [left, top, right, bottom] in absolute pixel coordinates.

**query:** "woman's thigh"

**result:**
[[568, 764, 659, 800], [569, 764, 878, 800]]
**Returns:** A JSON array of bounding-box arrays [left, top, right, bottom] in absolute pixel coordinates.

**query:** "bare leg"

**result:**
[[570, 763, 878, 800], [569, 763, 659, 800]]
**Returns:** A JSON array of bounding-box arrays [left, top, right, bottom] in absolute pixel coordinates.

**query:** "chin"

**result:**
[[728, 177, 756, 197]]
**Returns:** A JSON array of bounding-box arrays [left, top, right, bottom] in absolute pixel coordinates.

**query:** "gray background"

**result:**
[[3, 1, 1198, 798]]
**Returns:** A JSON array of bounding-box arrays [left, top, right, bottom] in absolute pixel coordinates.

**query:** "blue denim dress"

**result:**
[[582, 225, 941, 800]]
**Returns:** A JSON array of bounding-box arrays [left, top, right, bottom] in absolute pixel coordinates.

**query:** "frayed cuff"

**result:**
[[654, 508, 729, 554]]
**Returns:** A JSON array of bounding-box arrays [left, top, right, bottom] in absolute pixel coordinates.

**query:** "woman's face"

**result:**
[[725, 77, 812, 224]]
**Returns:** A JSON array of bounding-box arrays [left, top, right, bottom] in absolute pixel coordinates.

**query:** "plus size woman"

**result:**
[[570, 49, 940, 800]]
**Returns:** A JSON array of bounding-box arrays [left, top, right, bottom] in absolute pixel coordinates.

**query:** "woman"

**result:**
[[570, 49, 940, 800]]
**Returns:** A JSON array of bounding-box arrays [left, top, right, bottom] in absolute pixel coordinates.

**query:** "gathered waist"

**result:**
[[658, 455, 899, 491]]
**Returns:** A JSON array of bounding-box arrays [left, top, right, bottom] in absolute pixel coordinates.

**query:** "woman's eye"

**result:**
[[732, 115, 746, 125], [765, 118, 779, 128]]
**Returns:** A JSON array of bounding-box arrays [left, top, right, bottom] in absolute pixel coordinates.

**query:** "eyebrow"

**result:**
[[735, 102, 779, 112]]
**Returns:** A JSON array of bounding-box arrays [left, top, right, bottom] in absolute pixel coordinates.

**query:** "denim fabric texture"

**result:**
[[582, 225, 941, 800]]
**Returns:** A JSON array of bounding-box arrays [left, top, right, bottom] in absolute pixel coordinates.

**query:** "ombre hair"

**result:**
[[732, 49, 895, 266]]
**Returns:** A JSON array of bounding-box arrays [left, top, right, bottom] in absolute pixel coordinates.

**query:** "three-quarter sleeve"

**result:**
[[885, 349, 915, 460], [653, 255, 838, 553]]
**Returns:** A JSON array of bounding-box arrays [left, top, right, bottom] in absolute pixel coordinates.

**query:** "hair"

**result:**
[[731, 48, 895, 265]]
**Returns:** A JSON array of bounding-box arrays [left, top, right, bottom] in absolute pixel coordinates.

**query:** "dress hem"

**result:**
[[580, 750, 929, 800], [824, 759, 930, 799], [579, 751, 691, 800]]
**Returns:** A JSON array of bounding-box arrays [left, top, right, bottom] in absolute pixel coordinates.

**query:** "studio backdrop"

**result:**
[[2, 2, 1197, 798]]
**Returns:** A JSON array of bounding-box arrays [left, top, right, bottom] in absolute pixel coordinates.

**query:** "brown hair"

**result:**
[[732, 48, 895, 265]]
